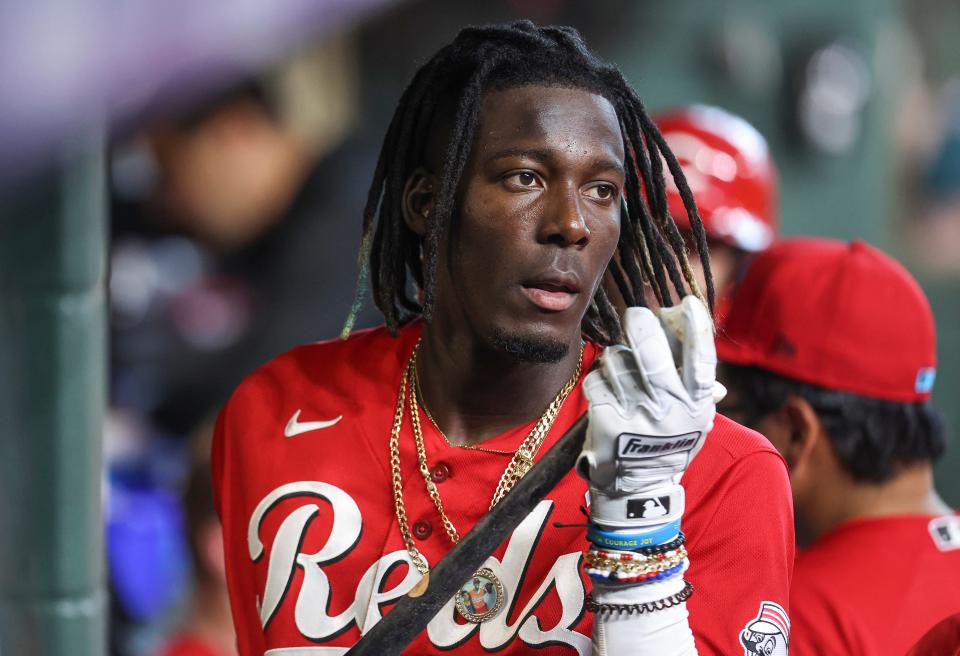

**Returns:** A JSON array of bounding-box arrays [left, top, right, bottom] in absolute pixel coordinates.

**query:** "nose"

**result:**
[[538, 185, 590, 248]]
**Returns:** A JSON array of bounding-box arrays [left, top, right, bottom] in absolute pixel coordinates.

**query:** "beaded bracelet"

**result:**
[[586, 560, 686, 584], [632, 531, 685, 555], [584, 546, 688, 571], [586, 580, 695, 615]]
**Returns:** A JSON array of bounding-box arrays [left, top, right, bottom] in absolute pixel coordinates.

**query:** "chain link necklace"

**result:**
[[389, 339, 583, 622]]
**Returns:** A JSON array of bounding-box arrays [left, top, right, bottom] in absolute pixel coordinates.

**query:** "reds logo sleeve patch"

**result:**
[[740, 601, 790, 656]]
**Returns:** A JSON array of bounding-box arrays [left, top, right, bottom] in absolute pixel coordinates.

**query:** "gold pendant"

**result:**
[[454, 567, 505, 623], [513, 456, 533, 478], [408, 572, 430, 598]]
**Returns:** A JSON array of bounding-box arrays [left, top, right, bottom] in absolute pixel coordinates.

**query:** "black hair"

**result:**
[[722, 364, 948, 483], [342, 20, 714, 344]]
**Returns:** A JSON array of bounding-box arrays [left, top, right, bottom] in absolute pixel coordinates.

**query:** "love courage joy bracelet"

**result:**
[[586, 519, 681, 550]]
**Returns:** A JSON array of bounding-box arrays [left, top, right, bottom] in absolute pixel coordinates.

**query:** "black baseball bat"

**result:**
[[346, 413, 589, 656]]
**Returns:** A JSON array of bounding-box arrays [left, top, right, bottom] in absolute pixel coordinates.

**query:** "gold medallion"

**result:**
[[454, 568, 505, 623]]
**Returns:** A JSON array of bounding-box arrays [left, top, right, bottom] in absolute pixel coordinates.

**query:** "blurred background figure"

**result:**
[[654, 105, 778, 313], [105, 45, 379, 654], [717, 238, 958, 655], [109, 60, 377, 438], [154, 425, 235, 656]]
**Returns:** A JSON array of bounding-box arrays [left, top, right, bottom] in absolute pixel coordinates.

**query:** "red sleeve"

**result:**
[[212, 395, 267, 656], [686, 450, 795, 655]]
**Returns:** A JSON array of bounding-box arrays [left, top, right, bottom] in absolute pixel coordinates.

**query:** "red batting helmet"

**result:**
[[654, 105, 778, 252]]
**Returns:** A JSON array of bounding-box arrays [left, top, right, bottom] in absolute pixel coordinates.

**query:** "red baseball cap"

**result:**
[[716, 238, 937, 402], [654, 105, 778, 252]]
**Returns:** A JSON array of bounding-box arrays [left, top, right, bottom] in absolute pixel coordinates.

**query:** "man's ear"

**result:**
[[402, 167, 439, 236], [780, 395, 821, 475]]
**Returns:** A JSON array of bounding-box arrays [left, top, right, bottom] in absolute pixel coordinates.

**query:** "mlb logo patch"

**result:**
[[915, 367, 936, 394], [627, 496, 670, 519], [929, 515, 960, 552]]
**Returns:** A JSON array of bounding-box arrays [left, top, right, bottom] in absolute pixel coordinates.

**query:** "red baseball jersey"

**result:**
[[790, 514, 960, 655], [212, 322, 794, 655]]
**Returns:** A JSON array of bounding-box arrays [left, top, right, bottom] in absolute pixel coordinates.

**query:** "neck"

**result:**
[[802, 462, 951, 542], [415, 321, 582, 446], [184, 578, 236, 654]]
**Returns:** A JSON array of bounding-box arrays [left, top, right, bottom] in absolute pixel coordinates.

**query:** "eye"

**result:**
[[584, 183, 617, 201], [503, 171, 543, 190]]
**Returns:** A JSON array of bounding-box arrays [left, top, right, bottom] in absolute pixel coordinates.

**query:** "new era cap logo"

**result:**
[[618, 432, 700, 459], [916, 367, 936, 394]]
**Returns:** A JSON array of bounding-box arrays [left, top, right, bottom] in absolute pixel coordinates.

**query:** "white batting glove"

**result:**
[[578, 296, 722, 537], [580, 296, 723, 656]]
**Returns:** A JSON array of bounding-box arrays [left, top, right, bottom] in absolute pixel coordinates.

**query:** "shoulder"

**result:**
[[705, 413, 784, 464], [683, 414, 789, 498], [221, 323, 416, 418], [211, 323, 418, 503], [681, 414, 793, 563]]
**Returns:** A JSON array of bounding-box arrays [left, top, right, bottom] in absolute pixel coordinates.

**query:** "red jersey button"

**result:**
[[412, 519, 433, 540], [430, 463, 451, 483]]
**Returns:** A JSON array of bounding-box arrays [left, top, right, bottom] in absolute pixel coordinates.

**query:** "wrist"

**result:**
[[586, 519, 681, 550], [588, 483, 685, 531]]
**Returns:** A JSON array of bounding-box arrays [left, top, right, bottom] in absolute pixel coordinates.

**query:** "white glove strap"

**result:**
[[589, 484, 685, 530]]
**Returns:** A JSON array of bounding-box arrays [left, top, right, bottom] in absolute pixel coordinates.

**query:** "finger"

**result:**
[[622, 306, 686, 400], [601, 344, 646, 408], [582, 368, 622, 410], [712, 381, 727, 404], [674, 295, 717, 403]]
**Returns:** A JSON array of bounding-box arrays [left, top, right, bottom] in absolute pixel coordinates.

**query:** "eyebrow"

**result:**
[[486, 147, 625, 176]]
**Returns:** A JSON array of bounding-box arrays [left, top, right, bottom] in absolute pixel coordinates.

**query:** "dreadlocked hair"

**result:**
[[342, 20, 715, 344]]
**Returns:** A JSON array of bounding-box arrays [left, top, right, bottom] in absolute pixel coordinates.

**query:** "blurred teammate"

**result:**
[[213, 21, 793, 656], [654, 106, 778, 313], [156, 429, 236, 656], [717, 238, 959, 654]]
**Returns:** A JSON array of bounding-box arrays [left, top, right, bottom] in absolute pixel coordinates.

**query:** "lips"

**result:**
[[521, 274, 581, 312]]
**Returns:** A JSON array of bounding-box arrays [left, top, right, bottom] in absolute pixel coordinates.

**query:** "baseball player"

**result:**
[[717, 238, 958, 654], [213, 22, 793, 655], [653, 105, 778, 318]]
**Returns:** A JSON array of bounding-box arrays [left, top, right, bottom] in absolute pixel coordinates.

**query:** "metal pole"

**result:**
[[0, 137, 107, 655]]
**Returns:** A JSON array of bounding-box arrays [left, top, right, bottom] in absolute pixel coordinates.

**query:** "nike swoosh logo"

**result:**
[[284, 409, 343, 437]]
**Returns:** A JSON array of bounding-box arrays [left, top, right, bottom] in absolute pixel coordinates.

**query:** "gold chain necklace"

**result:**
[[414, 383, 514, 455], [389, 340, 583, 620]]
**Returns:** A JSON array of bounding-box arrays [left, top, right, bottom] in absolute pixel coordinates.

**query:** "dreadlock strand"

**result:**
[[626, 167, 671, 305], [582, 301, 606, 345], [615, 136, 656, 306], [594, 285, 623, 343], [636, 110, 715, 310], [605, 254, 635, 309], [421, 50, 506, 318], [615, 96, 675, 306]]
